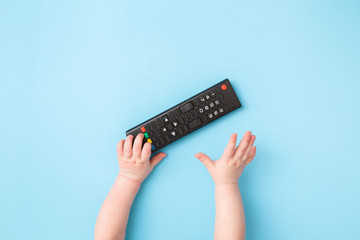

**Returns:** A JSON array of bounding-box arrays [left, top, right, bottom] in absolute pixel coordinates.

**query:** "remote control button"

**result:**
[[148, 130, 154, 135], [161, 127, 167, 133], [150, 122, 157, 129], [180, 102, 194, 113], [179, 117, 184, 124], [187, 112, 193, 120], [204, 105, 209, 111], [156, 118, 162, 126], [215, 87, 220, 93], [154, 129, 161, 137], [144, 132, 149, 138], [174, 109, 181, 116], [141, 127, 146, 132], [230, 103, 235, 108], [201, 115, 208, 123], [192, 110, 198, 117], [215, 100, 220, 105], [178, 128, 183, 135], [160, 138, 165, 144], [165, 135, 170, 142], [209, 102, 215, 108], [221, 84, 227, 90], [152, 136, 157, 141], [167, 123, 173, 131], [183, 125, 188, 132], [151, 145, 155, 150], [169, 112, 175, 119], [170, 130, 176, 138], [147, 138, 152, 144], [172, 120, 179, 128], [194, 99, 200, 106], [219, 107, 224, 113], [145, 124, 151, 130], [210, 91, 216, 97], [199, 108, 204, 114], [189, 118, 202, 129], [200, 96, 205, 102], [162, 115, 170, 123], [218, 93, 224, 99], [205, 94, 210, 100], [155, 142, 160, 147], [225, 105, 229, 111], [208, 113, 213, 119], [214, 110, 218, 116]]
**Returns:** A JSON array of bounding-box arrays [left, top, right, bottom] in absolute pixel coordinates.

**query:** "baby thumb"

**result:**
[[195, 153, 214, 170]]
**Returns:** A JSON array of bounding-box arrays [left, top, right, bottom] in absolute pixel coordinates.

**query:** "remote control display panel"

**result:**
[[126, 79, 241, 151]]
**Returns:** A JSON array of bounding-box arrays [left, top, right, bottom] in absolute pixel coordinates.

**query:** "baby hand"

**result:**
[[116, 134, 167, 184], [195, 131, 256, 185]]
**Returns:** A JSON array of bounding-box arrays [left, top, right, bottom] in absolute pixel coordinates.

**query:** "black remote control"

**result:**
[[126, 79, 241, 151]]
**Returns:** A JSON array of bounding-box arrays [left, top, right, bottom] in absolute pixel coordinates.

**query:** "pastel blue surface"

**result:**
[[1, 1, 359, 239]]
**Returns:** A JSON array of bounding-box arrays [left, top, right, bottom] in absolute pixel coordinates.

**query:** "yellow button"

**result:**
[[147, 138, 152, 144]]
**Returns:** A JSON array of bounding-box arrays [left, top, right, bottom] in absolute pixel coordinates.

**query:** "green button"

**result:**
[[144, 133, 149, 138]]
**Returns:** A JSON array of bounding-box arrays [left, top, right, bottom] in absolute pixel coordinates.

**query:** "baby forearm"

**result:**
[[214, 183, 245, 240], [95, 175, 141, 240]]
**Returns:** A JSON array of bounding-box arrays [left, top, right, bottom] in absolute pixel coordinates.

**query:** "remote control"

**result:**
[[126, 79, 241, 151]]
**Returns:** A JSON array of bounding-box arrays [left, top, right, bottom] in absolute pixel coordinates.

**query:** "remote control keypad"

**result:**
[[133, 83, 235, 150]]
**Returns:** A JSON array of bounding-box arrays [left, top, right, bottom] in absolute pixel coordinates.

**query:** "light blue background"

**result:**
[[1, 0, 359, 239]]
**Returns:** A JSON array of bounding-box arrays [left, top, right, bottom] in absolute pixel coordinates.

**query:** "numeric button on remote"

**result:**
[[208, 113, 213, 119], [205, 94, 210, 100], [209, 102, 215, 108], [214, 110, 218, 116], [170, 130, 177, 138], [204, 105, 209, 111], [219, 108, 224, 113], [162, 115, 170, 123], [215, 100, 220, 105], [161, 126, 167, 133]]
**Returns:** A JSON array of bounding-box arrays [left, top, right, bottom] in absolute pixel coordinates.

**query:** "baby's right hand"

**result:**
[[195, 131, 256, 185]]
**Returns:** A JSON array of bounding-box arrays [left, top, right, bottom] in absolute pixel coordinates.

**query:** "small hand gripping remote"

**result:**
[[126, 79, 242, 151]]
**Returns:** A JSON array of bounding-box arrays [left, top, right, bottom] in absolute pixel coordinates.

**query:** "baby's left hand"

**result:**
[[116, 133, 167, 184]]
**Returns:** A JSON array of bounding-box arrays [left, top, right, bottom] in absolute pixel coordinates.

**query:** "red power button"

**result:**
[[221, 84, 227, 90]]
